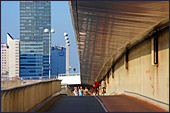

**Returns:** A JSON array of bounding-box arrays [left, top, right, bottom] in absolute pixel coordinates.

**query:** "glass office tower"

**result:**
[[20, 1, 51, 77], [51, 46, 66, 77]]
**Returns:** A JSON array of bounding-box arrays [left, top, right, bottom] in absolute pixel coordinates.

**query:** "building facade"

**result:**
[[51, 46, 66, 76], [20, 1, 51, 77], [1, 43, 9, 77], [7, 33, 20, 78]]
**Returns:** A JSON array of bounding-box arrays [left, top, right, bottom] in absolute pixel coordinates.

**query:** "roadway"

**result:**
[[39, 95, 106, 112], [37, 94, 167, 112], [98, 95, 167, 112]]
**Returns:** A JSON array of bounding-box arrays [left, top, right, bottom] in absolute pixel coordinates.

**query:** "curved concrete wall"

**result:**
[[102, 27, 169, 111], [1, 80, 23, 88], [1, 80, 61, 112]]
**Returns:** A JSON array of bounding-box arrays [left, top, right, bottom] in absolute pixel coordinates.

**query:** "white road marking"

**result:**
[[94, 96, 108, 112]]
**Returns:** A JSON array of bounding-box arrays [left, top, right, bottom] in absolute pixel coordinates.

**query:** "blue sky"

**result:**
[[1, 1, 80, 73]]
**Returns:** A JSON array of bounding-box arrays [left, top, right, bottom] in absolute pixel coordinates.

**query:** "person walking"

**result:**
[[101, 80, 106, 95], [73, 87, 78, 96], [77, 86, 79, 96], [84, 87, 89, 96], [79, 86, 83, 96]]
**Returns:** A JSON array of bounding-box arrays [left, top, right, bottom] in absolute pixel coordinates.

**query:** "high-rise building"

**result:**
[[20, 1, 51, 77], [1, 43, 9, 77], [7, 33, 20, 78], [51, 46, 66, 76]]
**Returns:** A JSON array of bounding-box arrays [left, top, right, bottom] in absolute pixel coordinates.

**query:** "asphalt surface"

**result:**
[[44, 95, 106, 112], [38, 94, 167, 112], [98, 95, 168, 112]]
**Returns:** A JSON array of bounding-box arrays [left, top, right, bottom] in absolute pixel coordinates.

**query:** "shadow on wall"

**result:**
[[114, 27, 169, 72]]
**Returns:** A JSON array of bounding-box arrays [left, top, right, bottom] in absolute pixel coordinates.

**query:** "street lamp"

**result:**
[[44, 28, 55, 79], [64, 32, 70, 75], [73, 68, 76, 73]]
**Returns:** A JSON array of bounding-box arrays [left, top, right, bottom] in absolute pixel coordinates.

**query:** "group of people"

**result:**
[[73, 86, 91, 96], [93, 80, 106, 95], [72, 79, 106, 96]]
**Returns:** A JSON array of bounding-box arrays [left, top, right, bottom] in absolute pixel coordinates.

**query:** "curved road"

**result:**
[[43, 95, 106, 112], [38, 94, 167, 112], [98, 95, 168, 112]]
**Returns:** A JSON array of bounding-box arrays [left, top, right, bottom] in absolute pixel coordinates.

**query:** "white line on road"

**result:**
[[94, 96, 108, 112]]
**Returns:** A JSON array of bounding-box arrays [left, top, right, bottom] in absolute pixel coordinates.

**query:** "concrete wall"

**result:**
[[102, 27, 169, 110], [1, 79, 61, 112], [61, 85, 73, 96], [1, 80, 23, 88]]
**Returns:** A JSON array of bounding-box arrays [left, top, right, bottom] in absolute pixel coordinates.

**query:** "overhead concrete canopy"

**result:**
[[69, 1, 169, 85]]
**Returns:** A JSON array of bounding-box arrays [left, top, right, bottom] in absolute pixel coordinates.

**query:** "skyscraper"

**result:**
[[20, 1, 51, 77], [7, 33, 20, 78], [1, 43, 9, 77], [1, 33, 20, 78], [51, 46, 66, 77]]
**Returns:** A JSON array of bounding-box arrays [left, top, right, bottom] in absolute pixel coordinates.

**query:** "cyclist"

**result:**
[[93, 80, 100, 95]]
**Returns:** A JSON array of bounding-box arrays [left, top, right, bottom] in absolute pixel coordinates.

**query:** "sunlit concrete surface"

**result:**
[[1, 80, 61, 112]]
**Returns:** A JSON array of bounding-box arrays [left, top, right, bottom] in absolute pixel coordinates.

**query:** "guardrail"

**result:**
[[1, 79, 61, 112]]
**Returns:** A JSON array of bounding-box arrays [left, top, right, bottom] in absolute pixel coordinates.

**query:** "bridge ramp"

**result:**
[[98, 95, 167, 112], [44, 95, 105, 112]]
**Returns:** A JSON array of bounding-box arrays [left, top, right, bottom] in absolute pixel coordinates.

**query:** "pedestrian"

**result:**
[[79, 86, 83, 96], [88, 91, 91, 95], [101, 80, 106, 95], [73, 87, 78, 96], [77, 86, 79, 96], [84, 87, 89, 95]]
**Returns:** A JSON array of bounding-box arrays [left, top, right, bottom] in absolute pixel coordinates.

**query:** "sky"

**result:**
[[1, 1, 80, 73]]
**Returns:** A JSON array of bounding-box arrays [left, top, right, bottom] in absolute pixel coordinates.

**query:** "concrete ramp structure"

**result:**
[[69, 1, 169, 111]]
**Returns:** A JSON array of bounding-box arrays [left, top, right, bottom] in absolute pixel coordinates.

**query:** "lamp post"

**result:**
[[44, 28, 55, 79], [73, 68, 76, 73], [64, 32, 70, 75]]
